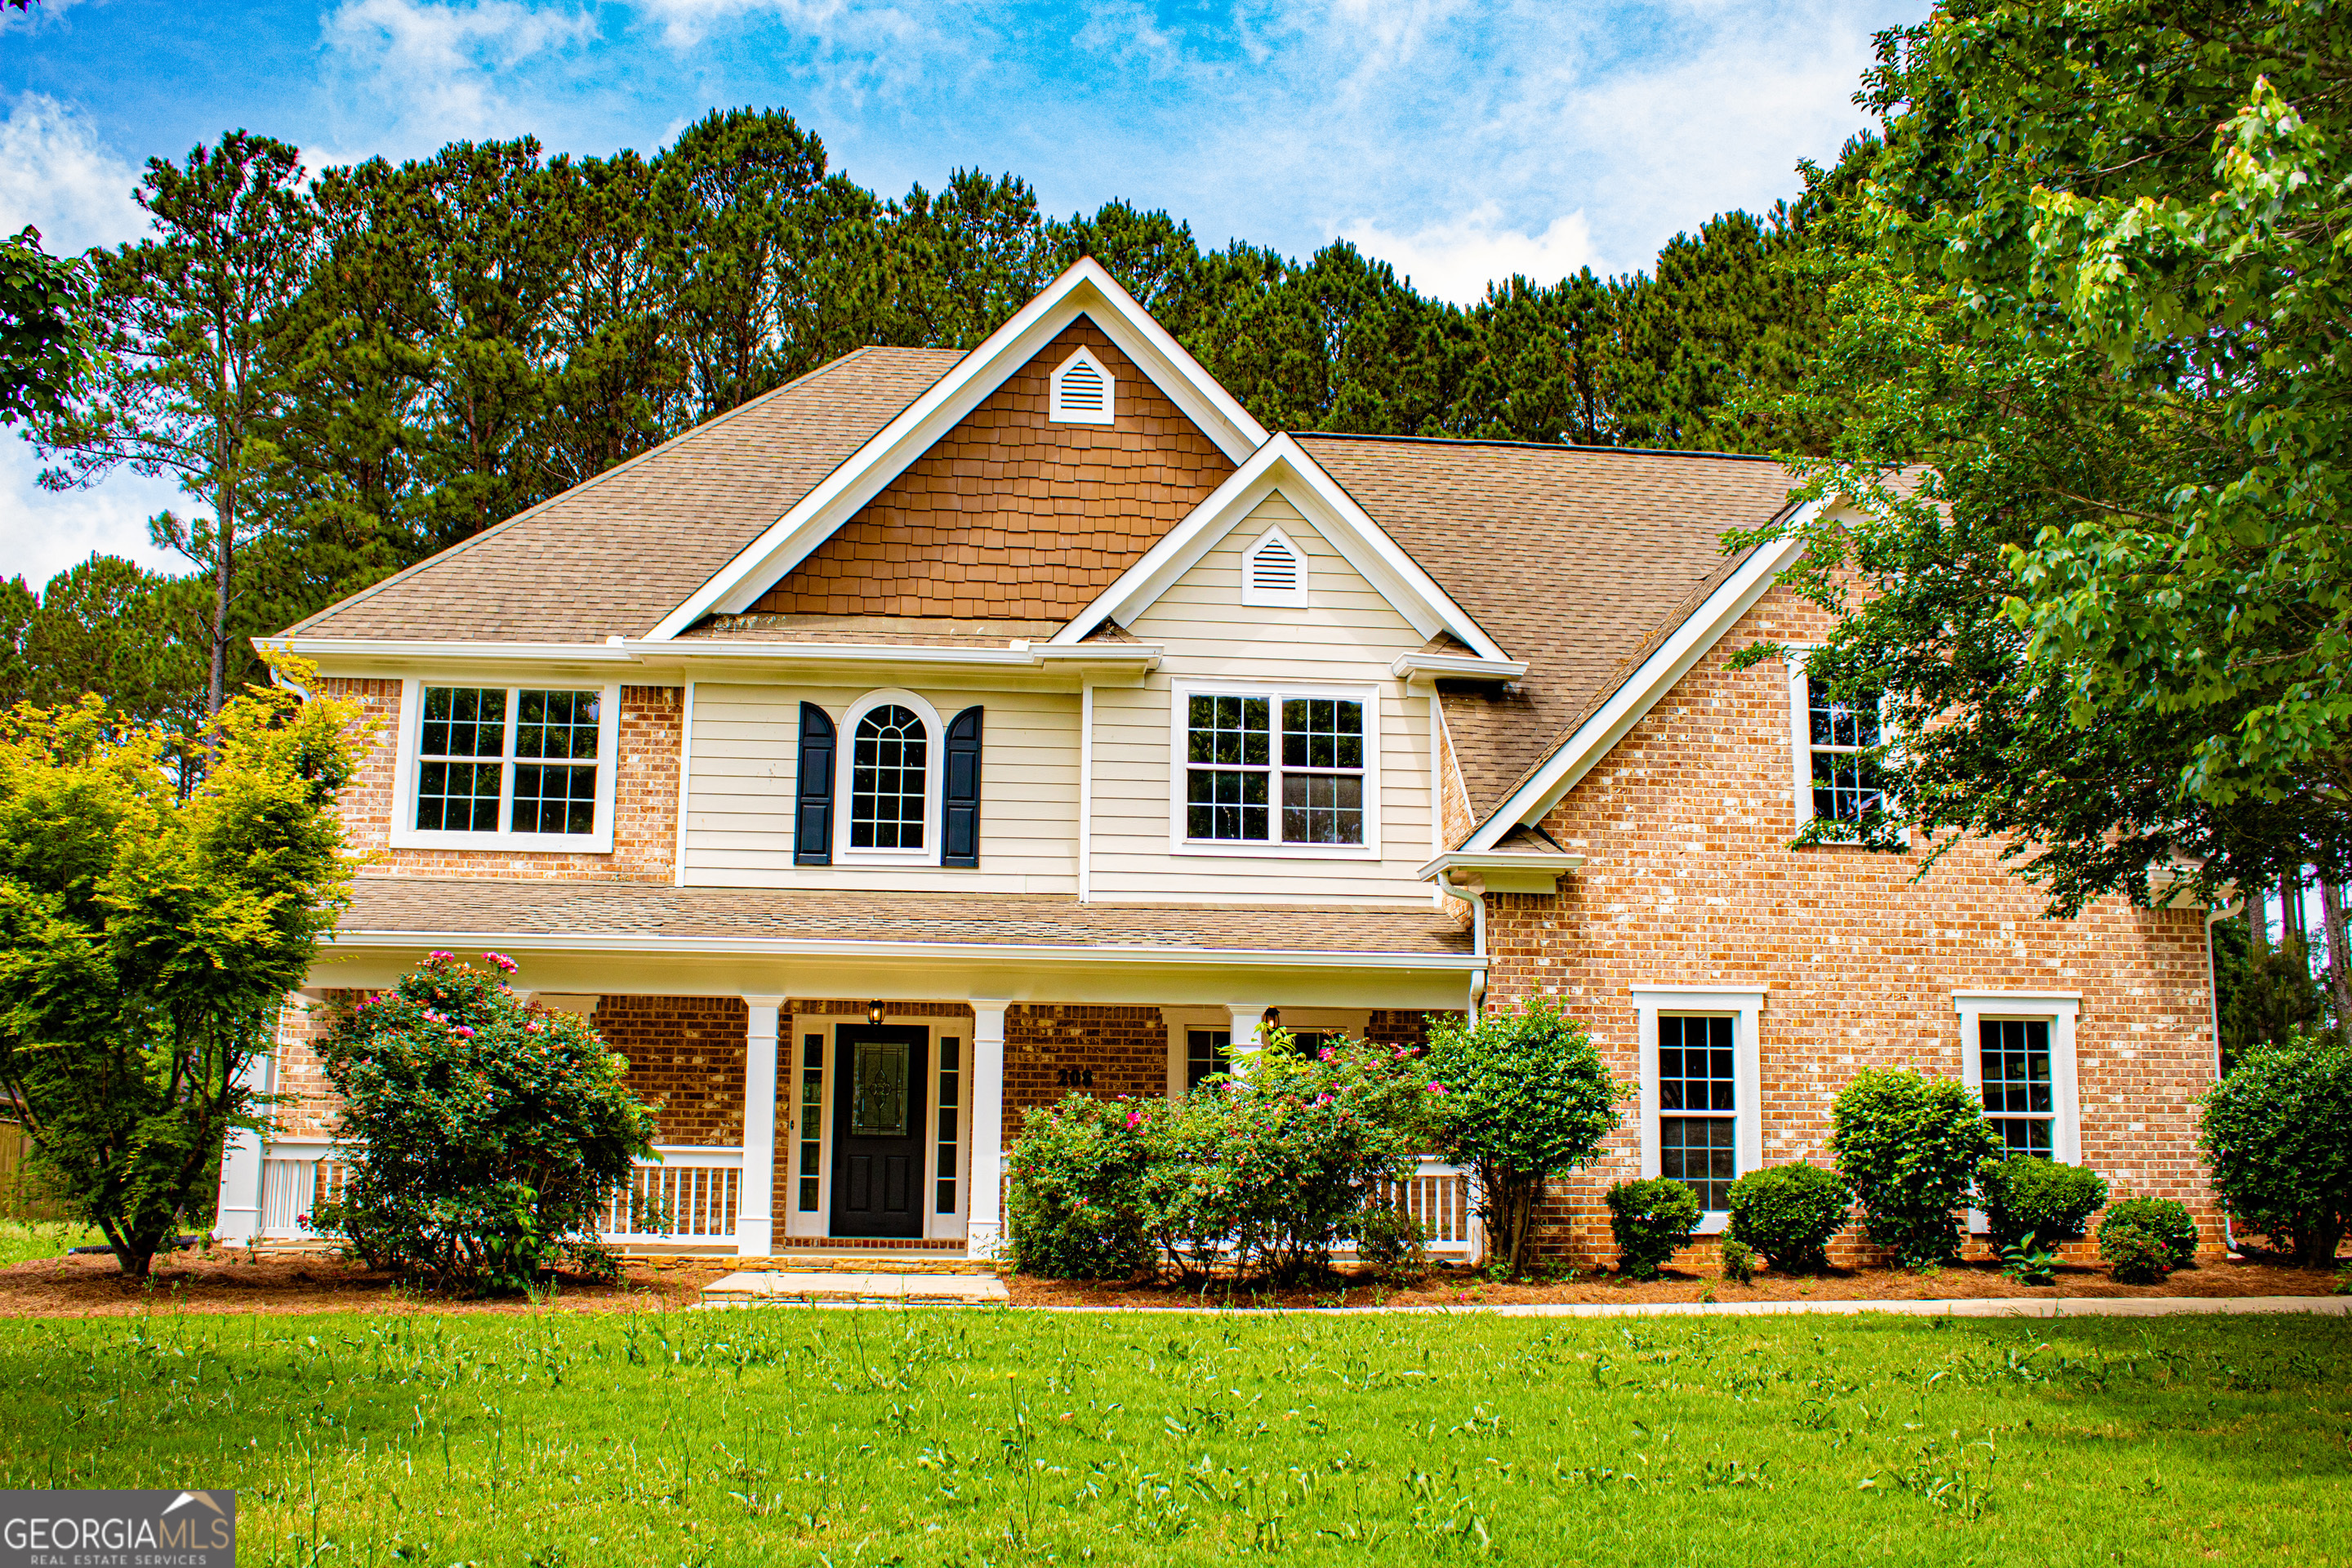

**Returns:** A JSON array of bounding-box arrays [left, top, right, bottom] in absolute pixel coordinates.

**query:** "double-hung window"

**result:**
[[1955, 994, 2080, 1167], [1178, 684, 1376, 853], [1788, 657, 1890, 835], [395, 679, 621, 851], [1633, 987, 1763, 1233]]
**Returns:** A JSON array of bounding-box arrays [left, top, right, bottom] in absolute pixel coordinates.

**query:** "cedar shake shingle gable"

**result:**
[[282, 346, 967, 643], [1291, 435, 1798, 818]]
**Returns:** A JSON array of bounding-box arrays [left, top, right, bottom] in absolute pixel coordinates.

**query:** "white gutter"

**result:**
[[1430, 879, 1487, 1019], [323, 928, 1482, 970], [1417, 851, 1587, 882], [267, 635, 1162, 675], [1391, 651, 1526, 681]]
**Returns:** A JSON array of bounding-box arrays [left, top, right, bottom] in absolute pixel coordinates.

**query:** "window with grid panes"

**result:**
[[1979, 1018, 2055, 1156], [797, 1033, 824, 1212], [935, 1037, 961, 1214], [415, 686, 604, 836], [1184, 692, 1363, 844], [1806, 679, 1886, 827], [849, 705, 927, 849], [1185, 1029, 1230, 1090], [1659, 1014, 1738, 1209]]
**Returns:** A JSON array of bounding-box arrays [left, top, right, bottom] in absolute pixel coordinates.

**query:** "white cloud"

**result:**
[[0, 91, 149, 256], [0, 435, 188, 591], [318, 0, 599, 155], [635, 0, 929, 51], [1342, 206, 1593, 304]]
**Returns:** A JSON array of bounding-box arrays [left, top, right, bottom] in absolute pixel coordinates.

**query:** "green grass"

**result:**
[[1, 1307, 2345, 1566], [0, 1218, 99, 1266]]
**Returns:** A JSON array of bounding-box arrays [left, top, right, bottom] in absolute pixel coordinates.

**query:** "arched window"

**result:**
[[849, 703, 929, 850]]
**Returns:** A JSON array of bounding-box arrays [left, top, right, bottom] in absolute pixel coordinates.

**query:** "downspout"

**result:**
[[1437, 872, 1487, 1021], [2205, 898, 2238, 1254]]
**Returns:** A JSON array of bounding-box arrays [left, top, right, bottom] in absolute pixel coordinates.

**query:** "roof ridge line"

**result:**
[[1294, 432, 1786, 461]]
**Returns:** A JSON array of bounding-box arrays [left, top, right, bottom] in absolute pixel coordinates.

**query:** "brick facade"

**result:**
[[325, 677, 682, 882], [595, 996, 750, 1147], [1477, 584, 2220, 1265]]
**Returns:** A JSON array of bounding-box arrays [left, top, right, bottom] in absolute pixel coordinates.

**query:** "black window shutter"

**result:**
[[794, 702, 835, 866], [942, 705, 982, 868]]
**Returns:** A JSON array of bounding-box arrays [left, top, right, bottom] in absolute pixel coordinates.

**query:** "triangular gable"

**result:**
[[647, 259, 1268, 640], [1051, 434, 1515, 664], [745, 318, 1236, 621]]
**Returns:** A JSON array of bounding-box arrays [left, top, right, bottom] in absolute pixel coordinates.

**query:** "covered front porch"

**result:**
[[216, 878, 1481, 1265]]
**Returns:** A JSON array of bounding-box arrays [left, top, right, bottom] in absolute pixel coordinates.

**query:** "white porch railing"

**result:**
[[1374, 1156, 1481, 1260], [597, 1147, 742, 1245]]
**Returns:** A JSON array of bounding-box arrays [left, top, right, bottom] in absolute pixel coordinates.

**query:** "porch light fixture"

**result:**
[[1261, 1008, 1281, 1036], [867, 1000, 888, 1025]]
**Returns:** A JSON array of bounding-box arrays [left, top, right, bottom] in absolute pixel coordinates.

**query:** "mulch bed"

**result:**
[[1, 1246, 2341, 1317]]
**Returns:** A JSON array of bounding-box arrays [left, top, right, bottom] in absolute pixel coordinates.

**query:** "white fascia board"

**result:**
[[1464, 517, 1815, 851], [323, 926, 1481, 972], [267, 638, 639, 680], [1051, 434, 1512, 662], [1392, 651, 1526, 680], [1415, 851, 1588, 880], [644, 260, 1270, 642]]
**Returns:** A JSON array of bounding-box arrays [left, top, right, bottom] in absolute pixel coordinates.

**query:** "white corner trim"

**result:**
[[646, 259, 1268, 640], [1633, 985, 1766, 1235], [387, 675, 623, 855], [1052, 434, 1510, 662], [672, 680, 696, 889], [1048, 345, 1116, 425], [1954, 991, 2082, 1167], [1465, 517, 1815, 850]]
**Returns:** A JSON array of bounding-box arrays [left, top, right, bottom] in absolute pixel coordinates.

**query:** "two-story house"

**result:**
[[215, 259, 2221, 1267]]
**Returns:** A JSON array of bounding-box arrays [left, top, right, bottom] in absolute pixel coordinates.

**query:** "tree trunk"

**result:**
[[2319, 878, 2352, 1031], [2247, 885, 2268, 957], [207, 433, 234, 716]]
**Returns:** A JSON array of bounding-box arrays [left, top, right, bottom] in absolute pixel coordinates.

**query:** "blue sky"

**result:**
[[1, 0, 1919, 586]]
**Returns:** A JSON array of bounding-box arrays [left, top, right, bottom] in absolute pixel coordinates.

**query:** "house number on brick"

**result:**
[[1054, 1067, 1096, 1088]]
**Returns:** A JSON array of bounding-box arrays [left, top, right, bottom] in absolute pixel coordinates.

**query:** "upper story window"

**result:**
[[394, 679, 621, 852], [849, 704, 928, 851], [1048, 347, 1116, 425], [1178, 685, 1374, 853], [1788, 656, 1890, 836]]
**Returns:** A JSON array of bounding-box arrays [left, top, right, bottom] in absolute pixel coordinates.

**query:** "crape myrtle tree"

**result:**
[[0, 663, 365, 1276], [1732, 7, 2352, 960], [1423, 1000, 1626, 1276]]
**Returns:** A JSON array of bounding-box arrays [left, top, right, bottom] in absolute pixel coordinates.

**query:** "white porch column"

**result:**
[[737, 995, 785, 1259], [965, 1000, 1010, 1258], [1225, 1004, 1270, 1071]]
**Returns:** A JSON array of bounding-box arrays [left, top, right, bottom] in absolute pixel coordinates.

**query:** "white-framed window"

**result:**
[[1954, 992, 2081, 1165], [1169, 680, 1381, 857], [1786, 653, 1890, 835], [1048, 346, 1116, 425], [1633, 986, 1764, 1234], [1240, 525, 1309, 607], [836, 689, 945, 865], [389, 678, 621, 853]]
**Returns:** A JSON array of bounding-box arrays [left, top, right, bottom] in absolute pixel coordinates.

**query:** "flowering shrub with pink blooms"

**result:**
[[1004, 1031, 1432, 1284], [310, 952, 657, 1292]]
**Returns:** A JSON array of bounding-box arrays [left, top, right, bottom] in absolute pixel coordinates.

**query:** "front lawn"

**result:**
[[0, 1219, 100, 1267], [1, 1307, 2343, 1566]]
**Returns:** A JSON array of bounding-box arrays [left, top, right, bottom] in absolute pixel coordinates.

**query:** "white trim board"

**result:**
[[1049, 435, 1514, 665], [647, 260, 1269, 641], [1464, 513, 1816, 850]]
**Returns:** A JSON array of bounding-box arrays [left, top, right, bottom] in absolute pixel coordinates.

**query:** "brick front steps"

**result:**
[[698, 1270, 1009, 1305]]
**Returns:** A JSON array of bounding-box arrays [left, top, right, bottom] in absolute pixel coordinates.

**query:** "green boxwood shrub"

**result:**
[[1829, 1067, 2000, 1267], [1606, 1177, 1700, 1279], [1724, 1162, 1852, 1272], [2099, 1196, 2198, 1281], [1976, 1156, 2109, 1249], [1717, 1235, 1757, 1285], [2198, 1036, 2352, 1267], [1004, 1094, 1155, 1280], [312, 952, 657, 1294]]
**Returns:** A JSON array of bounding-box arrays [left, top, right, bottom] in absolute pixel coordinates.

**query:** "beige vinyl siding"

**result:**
[[684, 682, 1080, 893], [1090, 493, 1438, 906]]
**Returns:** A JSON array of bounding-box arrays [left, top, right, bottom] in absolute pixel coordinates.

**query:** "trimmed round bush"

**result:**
[[2100, 1214, 2177, 1285], [1725, 1162, 1853, 1271], [1606, 1177, 1701, 1280], [2100, 1196, 2198, 1277], [1976, 1156, 2109, 1249], [1830, 1067, 2001, 1267], [2198, 1036, 2352, 1267], [1004, 1095, 1155, 1279]]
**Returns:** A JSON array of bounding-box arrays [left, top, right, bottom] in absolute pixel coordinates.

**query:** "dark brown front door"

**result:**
[[831, 1025, 928, 1238]]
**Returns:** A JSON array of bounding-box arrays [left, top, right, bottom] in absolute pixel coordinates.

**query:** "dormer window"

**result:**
[[1240, 527, 1309, 608], [1048, 348, 1116, 425]]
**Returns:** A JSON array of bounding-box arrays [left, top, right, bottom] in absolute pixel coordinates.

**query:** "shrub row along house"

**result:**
[[215, 260, 2220, 1267]]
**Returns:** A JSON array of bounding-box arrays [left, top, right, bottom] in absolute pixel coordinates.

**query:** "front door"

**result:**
[[831, 1025, 929, 1238]]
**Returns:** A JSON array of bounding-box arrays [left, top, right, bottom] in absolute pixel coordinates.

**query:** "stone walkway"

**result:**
[[700, 1270, 1009, 1305]]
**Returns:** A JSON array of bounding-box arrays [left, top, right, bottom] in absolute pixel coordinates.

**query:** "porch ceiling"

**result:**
[[332, 876, 1474, 959]]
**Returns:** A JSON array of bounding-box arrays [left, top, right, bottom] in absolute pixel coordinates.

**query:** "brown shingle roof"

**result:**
[[283, 347, 968, 643], [679, 614, 1061, 648], [336, 877, 1472, 957], [1293, 436, 1798, 818]]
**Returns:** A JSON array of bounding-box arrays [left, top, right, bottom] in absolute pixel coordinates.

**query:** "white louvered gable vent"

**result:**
[[1240, 526, 1310, 608], [1048, 347, 1116, 425]]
